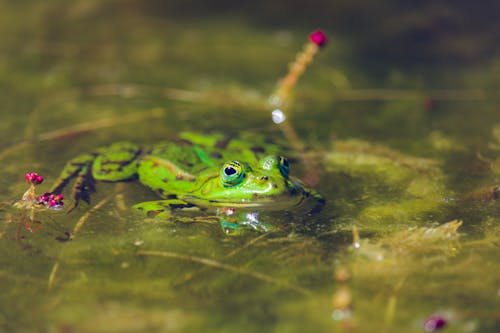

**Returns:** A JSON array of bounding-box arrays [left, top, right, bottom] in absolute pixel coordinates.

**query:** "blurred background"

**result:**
[[0, 1, 499, 332]]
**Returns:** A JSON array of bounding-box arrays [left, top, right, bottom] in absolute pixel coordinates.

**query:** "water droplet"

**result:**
[[272, 109, 286, 124]]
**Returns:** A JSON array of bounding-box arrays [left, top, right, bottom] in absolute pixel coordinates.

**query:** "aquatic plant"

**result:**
[[15, 172, 64, 211], [271, 29, 328, 110], [13, 172, 64, 232], [270, 29, 328, 185], [423, 314, 447, 332]]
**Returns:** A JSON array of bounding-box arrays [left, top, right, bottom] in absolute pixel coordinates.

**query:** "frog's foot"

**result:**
[[133, 199, 201, 218], [50, 142, 141, 210], [50, 152, 98, 210]]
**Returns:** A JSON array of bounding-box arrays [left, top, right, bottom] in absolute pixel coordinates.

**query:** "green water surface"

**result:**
[[0, 1, 499, 332]]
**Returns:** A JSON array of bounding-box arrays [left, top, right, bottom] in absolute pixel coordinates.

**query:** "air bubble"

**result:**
[[271, 109, 286, 124]]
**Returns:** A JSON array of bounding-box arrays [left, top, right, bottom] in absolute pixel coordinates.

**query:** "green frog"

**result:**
[[50, 132, 324, 233]]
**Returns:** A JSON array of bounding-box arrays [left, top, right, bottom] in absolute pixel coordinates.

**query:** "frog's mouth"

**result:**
[[181, 194, 307, 210], [181, 180, 324, 213]]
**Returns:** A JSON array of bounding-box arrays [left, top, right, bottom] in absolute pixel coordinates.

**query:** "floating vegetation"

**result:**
[[325, 139, 449, 230], [136, 249, 311, 295], [0, 2, 499, 332]]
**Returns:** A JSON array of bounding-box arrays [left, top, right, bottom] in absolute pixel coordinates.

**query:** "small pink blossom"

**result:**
[[423, 315, 447, 332], [38, 192, 64, 210], [39, 193, 51, 203], [15, 172, 65, 222], [25, 172, 44, 185], [309, 29, 328, 47]]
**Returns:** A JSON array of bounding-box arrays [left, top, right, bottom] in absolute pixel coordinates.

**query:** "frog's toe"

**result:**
[[133, 202, 171, 218], [133, 199, 198, 218]]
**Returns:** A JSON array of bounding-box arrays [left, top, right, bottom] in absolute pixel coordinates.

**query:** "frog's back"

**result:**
[[137, 132, 286, 198], [178, 131, 287, 163]]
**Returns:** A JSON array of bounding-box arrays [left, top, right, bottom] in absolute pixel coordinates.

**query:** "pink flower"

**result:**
[[25, 172, 44, 185], [309, 30, 328, 47], [424, 315, 447, 332], [38, 192, 64, 210]]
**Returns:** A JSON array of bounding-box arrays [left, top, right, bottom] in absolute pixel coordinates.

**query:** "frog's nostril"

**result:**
[[260, 176, 269, 181]]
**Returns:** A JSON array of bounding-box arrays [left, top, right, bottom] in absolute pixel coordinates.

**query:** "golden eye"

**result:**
[[220, 161, 245, 187]]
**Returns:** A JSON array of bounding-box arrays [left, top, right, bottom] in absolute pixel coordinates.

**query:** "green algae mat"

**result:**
[[0, 1, 499, 332]]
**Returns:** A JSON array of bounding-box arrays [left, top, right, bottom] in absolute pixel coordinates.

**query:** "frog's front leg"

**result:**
[[133, 199, 203, 219], [50, 152, 99, 207], [133, 201, 270, 233], [50, 142, 141, 208]]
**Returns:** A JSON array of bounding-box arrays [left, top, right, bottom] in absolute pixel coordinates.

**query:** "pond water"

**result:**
[[1, 1, 499, 332]]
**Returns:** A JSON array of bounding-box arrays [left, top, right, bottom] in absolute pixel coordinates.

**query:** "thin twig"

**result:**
[[0, 109, 166, 162], [332, 88, 486, 101], [0, 210, 13, 241], [71, 190, 120, 238], [48, 188, 122, 291], [0, 269, 45, 286], [47, 262, 59, 291], [223, 231, 275, 258], [382, 278, 406, 333], [137, 249, 311, 295], [38, 109, 165, 141], [0, 142, 30, 162], [173, 231, 275, 286], [92, 85, 487, 107]]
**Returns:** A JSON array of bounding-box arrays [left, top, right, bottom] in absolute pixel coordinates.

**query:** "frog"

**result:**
[[49, 132, 325, 233]]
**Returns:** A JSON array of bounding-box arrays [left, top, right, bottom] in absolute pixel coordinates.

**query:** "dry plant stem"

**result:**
[[47, 262, 60, 291], [332, 88, 486, 101], [24, 106, 41, 141], [280, 122, 305, 153], [223, 231, 275, 258], [0, 226, 5, 241], [47, 189, 120, 290], [0, 211, 15, 240], [0, 109, 165, 162], [114, 184, 128, 213], [163, 88, 204, 102], [273, 43, 319, 154], [173, 231, 275, 286], [71, 191, 120, 239], [382, 278, 406, 333], [0, 269, 46, 286], [463, 239, 499, 248], [274, 43, 319, 105], [87, 84, 486, 107], [272, 42, 321, 184], [38, 109, 165, 141], [137, 249, 311, 295], [0, 142, 30, 162], [29, 208, 35, 224]]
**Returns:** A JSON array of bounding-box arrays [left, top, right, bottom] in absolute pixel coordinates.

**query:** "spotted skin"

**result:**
[[50, 132, 324, 232]]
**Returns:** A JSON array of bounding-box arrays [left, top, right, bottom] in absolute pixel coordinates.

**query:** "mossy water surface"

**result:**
[[1, 1, 499, 332]]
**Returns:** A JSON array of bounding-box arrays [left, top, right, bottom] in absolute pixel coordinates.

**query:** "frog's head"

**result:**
[[184, 155, 317, 210]]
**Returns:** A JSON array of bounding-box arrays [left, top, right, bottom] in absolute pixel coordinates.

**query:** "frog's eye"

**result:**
[[278, 156, 290, 177], [220, 161, 245, 187]]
